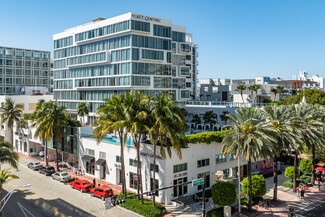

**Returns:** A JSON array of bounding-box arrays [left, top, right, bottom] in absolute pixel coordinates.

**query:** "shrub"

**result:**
[[285, 166, 298, 180], [300, 175, 311, 184], [300, 159, 312, 173], [182, 130, 232, 144], [270, 101, 284, 105], [242, 175, 266, 198], [211, 181, 236, 206], [282, 180, 293, 188], [206, 207, 236, 217], [117, 192, 166, 217], [263, 98, 272, 103]]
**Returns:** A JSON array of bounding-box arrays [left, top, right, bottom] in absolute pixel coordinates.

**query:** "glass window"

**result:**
[[131, 20, 150, 32], [150, 164, 159, 173], [197, 159, 210, 168], [173, 163, 187, 173]]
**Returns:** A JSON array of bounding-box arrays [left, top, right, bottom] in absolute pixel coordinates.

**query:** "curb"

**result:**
[[116, 205, 144, 217]]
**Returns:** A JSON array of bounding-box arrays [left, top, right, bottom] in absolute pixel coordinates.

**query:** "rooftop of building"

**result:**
[[0, 46, 50, 53]]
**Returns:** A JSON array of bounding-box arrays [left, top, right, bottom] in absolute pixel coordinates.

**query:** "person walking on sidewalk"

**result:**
[[296, 186, 300, 200], [318, 178, 321, 191], [301, 185, 306, 201], [288, 207, 294, 217]]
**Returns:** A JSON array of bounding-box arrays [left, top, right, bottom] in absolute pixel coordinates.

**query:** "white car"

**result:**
[[52, 172, 71, 182], [27, 162, 42, 170]]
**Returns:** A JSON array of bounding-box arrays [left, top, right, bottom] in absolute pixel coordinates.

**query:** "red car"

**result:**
[[70, 179, 92, 193], [90, 185, 114, 200]]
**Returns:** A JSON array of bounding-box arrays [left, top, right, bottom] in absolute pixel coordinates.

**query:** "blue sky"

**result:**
[[1, 0, 325, 79]]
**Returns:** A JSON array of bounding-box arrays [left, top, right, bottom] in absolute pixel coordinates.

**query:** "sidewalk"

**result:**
[[17, 152, 123, 195]]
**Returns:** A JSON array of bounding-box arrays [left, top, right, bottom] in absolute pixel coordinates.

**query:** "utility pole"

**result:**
[[202, 173, 206, 217]]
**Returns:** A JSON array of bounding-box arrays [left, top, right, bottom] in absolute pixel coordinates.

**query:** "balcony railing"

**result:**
[[185, 101, 272, 108]]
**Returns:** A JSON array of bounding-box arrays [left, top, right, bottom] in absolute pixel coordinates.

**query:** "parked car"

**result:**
[[27, 162, 43, 170], [70, 179, 92, 193], [90, 185, 114, 200], [39, 151, 44, 157], [52, 172, 71, 183], [39, 165, 55, 176]]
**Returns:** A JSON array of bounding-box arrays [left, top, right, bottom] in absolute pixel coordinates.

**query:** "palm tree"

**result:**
[[220, 111, 230, 125], [247, 85, 254, 103], [252, 84, 261, 103], [123, 91, 149, 203], [271, 88, 279, 101], [0, 168, 19, 217], [92, 94, 128, 196], [32, 101, 68, 171], [291, 104, 325, 185], [222, 107, 277, 210], [147, 93, 187, 206], [235, 84, 247, 104], [203, 111, 217, 131], [77, 102, 89, 126], [206, 94, 211, 101], [0, 142, 19, 170], [192, 114, 201, 129], [263, 105, 301, 200], [276, 86, 285, 100], [0, 98, 23, 149], [199, 94, 204, 101]]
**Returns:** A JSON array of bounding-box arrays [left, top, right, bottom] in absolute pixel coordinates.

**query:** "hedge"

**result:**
[[285, 166, 299, 180], [211, 181, 236, 206], [300, 159, 312, 173], [282, 180, 293, 188], [182, 129, 232, 144], [117, 192, 166, 217], [206, 207, 236, 217]]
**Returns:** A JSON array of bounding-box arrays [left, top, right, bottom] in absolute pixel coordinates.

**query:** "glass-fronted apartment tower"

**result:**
[[53, 13, 198, 122], [0, 46, 52, 95]]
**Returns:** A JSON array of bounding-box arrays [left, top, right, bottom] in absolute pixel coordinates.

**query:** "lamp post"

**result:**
[[0, 184, 31, 212]]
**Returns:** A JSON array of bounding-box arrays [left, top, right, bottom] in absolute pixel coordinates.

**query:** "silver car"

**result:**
[[51, 172, 71, 182]]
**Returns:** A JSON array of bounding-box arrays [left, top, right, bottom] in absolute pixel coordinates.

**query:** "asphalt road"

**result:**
[[1, 159, 135, 217], [301, 202, 325, 217]]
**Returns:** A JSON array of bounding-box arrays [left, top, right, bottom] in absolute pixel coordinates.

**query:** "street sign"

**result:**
[[192, 178, 204, 187]]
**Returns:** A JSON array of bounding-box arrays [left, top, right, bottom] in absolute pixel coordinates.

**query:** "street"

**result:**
[[1, 158, 135, 217]]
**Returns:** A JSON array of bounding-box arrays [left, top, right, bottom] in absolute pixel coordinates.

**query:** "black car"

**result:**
[[39, 165, 55, 176]]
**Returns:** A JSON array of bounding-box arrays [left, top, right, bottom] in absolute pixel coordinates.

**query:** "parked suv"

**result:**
[[90, 186, 114, 200], [27, 162, 43, 170], [39, 165, 55, 176], [70, 179, 92, 193], [52, 172, 71, 182]]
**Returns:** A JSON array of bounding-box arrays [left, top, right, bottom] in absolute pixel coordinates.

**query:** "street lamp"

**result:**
[[0, 184, 31, 212]]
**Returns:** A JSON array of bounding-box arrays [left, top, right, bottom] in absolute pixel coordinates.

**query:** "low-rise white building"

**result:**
[[78, 127, 248, 204], [0, 94, 53, 156]]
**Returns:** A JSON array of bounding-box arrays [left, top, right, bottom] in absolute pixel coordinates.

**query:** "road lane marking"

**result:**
[[8, 183, 67, 217]]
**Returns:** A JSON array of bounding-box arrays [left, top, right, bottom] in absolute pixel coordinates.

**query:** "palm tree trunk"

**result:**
[[136, 144, 140, 200], [293, 153, 297, 192], [11, 125, 14, 150], [45, 141, 48, 165], [119, 132, 126, 196], [312, 144, 315, 185], [248, 159, 252, 210], [273, 156, 278, 201], [241, 93, 244, 104], [54, 129, 59, 171], [153, 142, 157, 207]]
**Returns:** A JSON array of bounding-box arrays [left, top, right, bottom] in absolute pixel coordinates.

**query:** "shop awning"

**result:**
[[82, 155, 95, 162], [316, 167, 325, 172], [96, 158, 106, 165]]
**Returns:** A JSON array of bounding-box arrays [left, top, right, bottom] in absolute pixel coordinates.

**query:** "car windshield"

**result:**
[[83, 182, 90, 185], [61, 173, 69, 176], [105, 190, 112, 193], [35, 162, 41, 165]]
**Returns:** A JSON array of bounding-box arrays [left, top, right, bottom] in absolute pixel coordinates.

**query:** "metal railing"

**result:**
[[185, 101, 272, 108]]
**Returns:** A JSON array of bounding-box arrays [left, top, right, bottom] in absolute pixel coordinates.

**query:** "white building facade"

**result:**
[[53, 13, 198, 123], [79, 127, 247, 204]]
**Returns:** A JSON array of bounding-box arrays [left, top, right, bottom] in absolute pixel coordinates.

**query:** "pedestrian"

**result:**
[[318, 178, 321, 191], [301, 185, 305, 201], [296, 186, 300, 200], [288, 207, 294, 217], [93, 178, 96, 188]]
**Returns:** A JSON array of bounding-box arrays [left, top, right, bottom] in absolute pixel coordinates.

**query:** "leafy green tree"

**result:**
[[220, 111, 230, 125], [147, 93, 187, 206], [0, 168, 19, 217], [0, 98, 23, 148], [222, 107, 277, 210], [203, 111, 217, 130], [77, 102, 89, 126], [211, 181, 236, 206], [285, 166, 298, 180], [235, 84, 247, 103], [300, 158, 312, 173], [92, 94, 128, 196], [242, 175, 266, 198], [284, 89, 325, 105]]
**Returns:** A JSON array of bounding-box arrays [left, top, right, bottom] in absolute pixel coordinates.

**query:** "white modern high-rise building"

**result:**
[[53, 12, 198, 123]]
